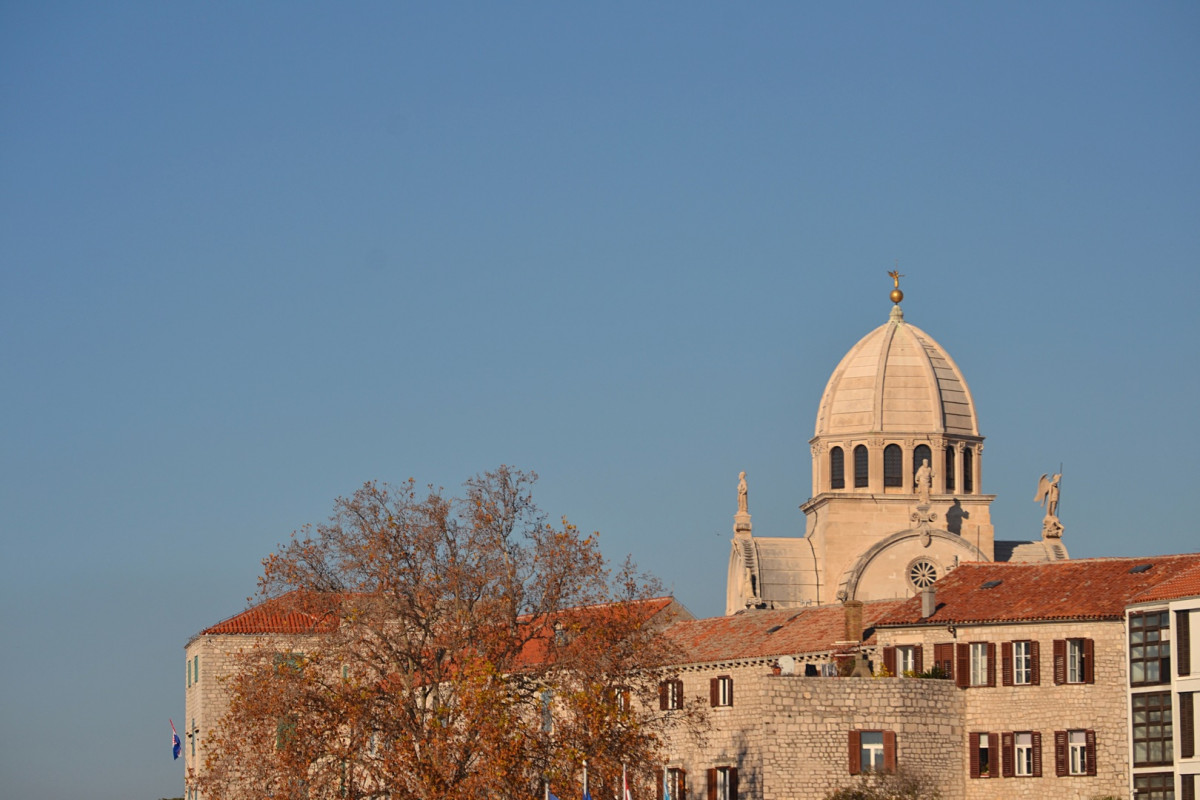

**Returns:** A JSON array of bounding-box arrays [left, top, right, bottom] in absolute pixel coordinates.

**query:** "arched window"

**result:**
[[963, 448, 974, 494], [830, 447, 845, 490], [913, 445, 932, 484], [945, 445, 956, 492], [853, 445, 869, 489], [883, 444, 902, 487]]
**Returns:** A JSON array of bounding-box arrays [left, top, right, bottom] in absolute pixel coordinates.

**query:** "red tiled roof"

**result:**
[[877, 553, 1200, 627], [664, 599, 909, 665], [513, 597, 686, 668], [199, 592, 339, 636], [1131, 560, 1200, 604]]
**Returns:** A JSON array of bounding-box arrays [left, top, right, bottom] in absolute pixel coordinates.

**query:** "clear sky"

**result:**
[[2, 3, 1198, 798]]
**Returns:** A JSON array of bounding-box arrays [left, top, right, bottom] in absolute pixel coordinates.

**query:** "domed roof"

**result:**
[[815, 305, 979, 438]]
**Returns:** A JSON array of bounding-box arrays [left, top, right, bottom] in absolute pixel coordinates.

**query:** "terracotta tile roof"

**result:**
[[664, 599, 908, 666], [1130, 560, 1200, 604], [513, 597, 687, 668], [199, 592, 340, 636], [877, 553, 1200, 627]]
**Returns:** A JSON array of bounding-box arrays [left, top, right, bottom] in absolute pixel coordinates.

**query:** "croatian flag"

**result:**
[[171, 719, 181, 760]]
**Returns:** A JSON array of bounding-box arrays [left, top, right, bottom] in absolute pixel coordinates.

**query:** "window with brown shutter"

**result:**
[[849, 730, 894, 774], [934, 642, 953, 678], [710, 676, 732, 707], [969, 732, 996, 778], [706, 767, 738, 800], [1179, 610, 1192, 677], [882, 646, 896, 676], [1181, 691, 1195, 760], [1059, 729, 1096, 775]]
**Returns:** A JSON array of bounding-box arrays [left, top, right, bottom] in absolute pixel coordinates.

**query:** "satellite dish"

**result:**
[[778, 656, 796, 675]]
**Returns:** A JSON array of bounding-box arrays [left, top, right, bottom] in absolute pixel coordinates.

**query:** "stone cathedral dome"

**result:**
[[814, 305, 979, 439]]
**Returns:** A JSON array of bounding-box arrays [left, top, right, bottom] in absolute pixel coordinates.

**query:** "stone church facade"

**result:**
[[186, 283, 1200, 800]]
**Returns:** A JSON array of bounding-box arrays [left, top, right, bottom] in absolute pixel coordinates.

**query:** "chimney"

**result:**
[[921, 587, 936, 619], [843, 600, 864, 642]]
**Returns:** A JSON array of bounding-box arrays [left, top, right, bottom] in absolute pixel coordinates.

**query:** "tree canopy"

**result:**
[[198, 467, 700, 800]]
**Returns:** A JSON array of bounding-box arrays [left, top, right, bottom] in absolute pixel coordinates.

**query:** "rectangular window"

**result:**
[[1131, 611, 1172, 685], [1054, 638, 1094, 684], [659, 679, 684, 711], [970, 643, 988, 685], [710, 675, 733, 707], [1133, 771, 1176, 799], [1181, 691, 1195, 760], [896, 645, 916, 675], [708, 766, 738, 800], [193, 654, 199, 685], [655, 768, 686, 800], [1014, 732, 1033, 776], [849, 730, 896, 774], [1132, 691, 1173, 766], [1178, 609, 1192, 677], [187, 658, 191, 688], [1068, 730, 1087, 775], [191, 718, 196, 757], [969, 732, 998, 778], [1013, 641, 1032, 685]]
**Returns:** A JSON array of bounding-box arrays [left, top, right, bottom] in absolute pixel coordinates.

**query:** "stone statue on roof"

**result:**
[[1035, 472, 1063, 539], [737, 471, 748, 514]]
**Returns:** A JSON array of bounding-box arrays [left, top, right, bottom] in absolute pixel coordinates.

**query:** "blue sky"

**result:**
[[2, 3, 1198, 797]]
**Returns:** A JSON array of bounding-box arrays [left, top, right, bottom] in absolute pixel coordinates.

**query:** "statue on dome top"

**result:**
[[737, 471, 749, 514], [1035, 472, 1063, 539]]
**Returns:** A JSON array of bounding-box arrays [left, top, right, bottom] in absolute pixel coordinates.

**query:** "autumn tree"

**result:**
[[198, 467, 701, 800]]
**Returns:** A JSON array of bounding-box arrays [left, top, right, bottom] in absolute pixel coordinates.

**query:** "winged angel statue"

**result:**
[[1034, 473, 1063, 538]]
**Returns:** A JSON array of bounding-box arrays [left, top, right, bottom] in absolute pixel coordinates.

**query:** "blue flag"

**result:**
[[171, 719, 181, 760]]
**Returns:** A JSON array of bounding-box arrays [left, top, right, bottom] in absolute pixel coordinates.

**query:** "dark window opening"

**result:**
[[830, 447, 845, 490], [883, 444, 902, 487], [854, 445, 869, 489], [945, 446, 956, 491]]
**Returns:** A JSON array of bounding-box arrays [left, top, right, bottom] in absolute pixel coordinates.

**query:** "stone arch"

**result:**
[[837, 528, 990, 602]]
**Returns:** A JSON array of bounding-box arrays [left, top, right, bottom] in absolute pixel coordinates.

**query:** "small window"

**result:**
[[944, 445, 956, 492], [908, 558, 938, 590], [1013, 641, 1032, 685], [883, 444, 902, 487], [896, 645, 916, 675], [655, 768, 686, 800], [848, 730, 896, 774], [853, 445, 869, 488], [193, 655, 199, 685], [659, 678, 684, 711], [708, 766, 738, 800], [830, 447, 845, 490], [1068, 730, 1088, 775], [970, 643, 990, 686], [1013, 732, 1038, 777], [1054, 638, 1093, 684], [710, 675, 733, 707], [970, 732, 996, 778], [963, 448, 974, 493]]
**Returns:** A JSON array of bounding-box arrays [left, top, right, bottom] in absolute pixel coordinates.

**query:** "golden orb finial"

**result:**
[[887, 269, 905, 304]]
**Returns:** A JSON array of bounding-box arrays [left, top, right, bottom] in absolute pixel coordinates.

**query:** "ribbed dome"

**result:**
[[815, 306, 978, 437]]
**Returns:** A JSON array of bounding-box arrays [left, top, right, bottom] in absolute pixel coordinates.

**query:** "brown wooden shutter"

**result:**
[[883, 646, 896, 676], [1030, 640, 1041, 685], [913, 644, 924, 674], [1031, 731, 1043, 777], [1181, 691, 1195, 760], [935, 643, 953, 676], [1054, 730, 1067, 776], [729, 768, 737, 800], [655, 769, 664, 800], [1053, 640, 1066, 685], [1001, 642, 1013, 686], [706, 769, 716, 800], [1183, 773, 1196, 800], [986, 643, 997, 687], [678, 769, 687, 800], [1085, 729, 1097, 776], [1001, 731, 1014, 777], [956, 643, 969, 688], [1083, 639, 1095, 684], [1179, 610, 1192, 677], [710, 678, 718, 707], [884, 730, 897, 773], [727, 677, 733, 707], [987, 733, 999, 777], [969, 732, 981, 778], [848, 731, 862, 775], [659, 682, 668, 710]]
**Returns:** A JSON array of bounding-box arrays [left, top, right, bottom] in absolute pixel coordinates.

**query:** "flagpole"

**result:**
[[583, 759, 588, 799]]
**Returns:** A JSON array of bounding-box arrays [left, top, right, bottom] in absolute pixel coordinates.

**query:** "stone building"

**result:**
[[186, 281, 1200, 800]]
